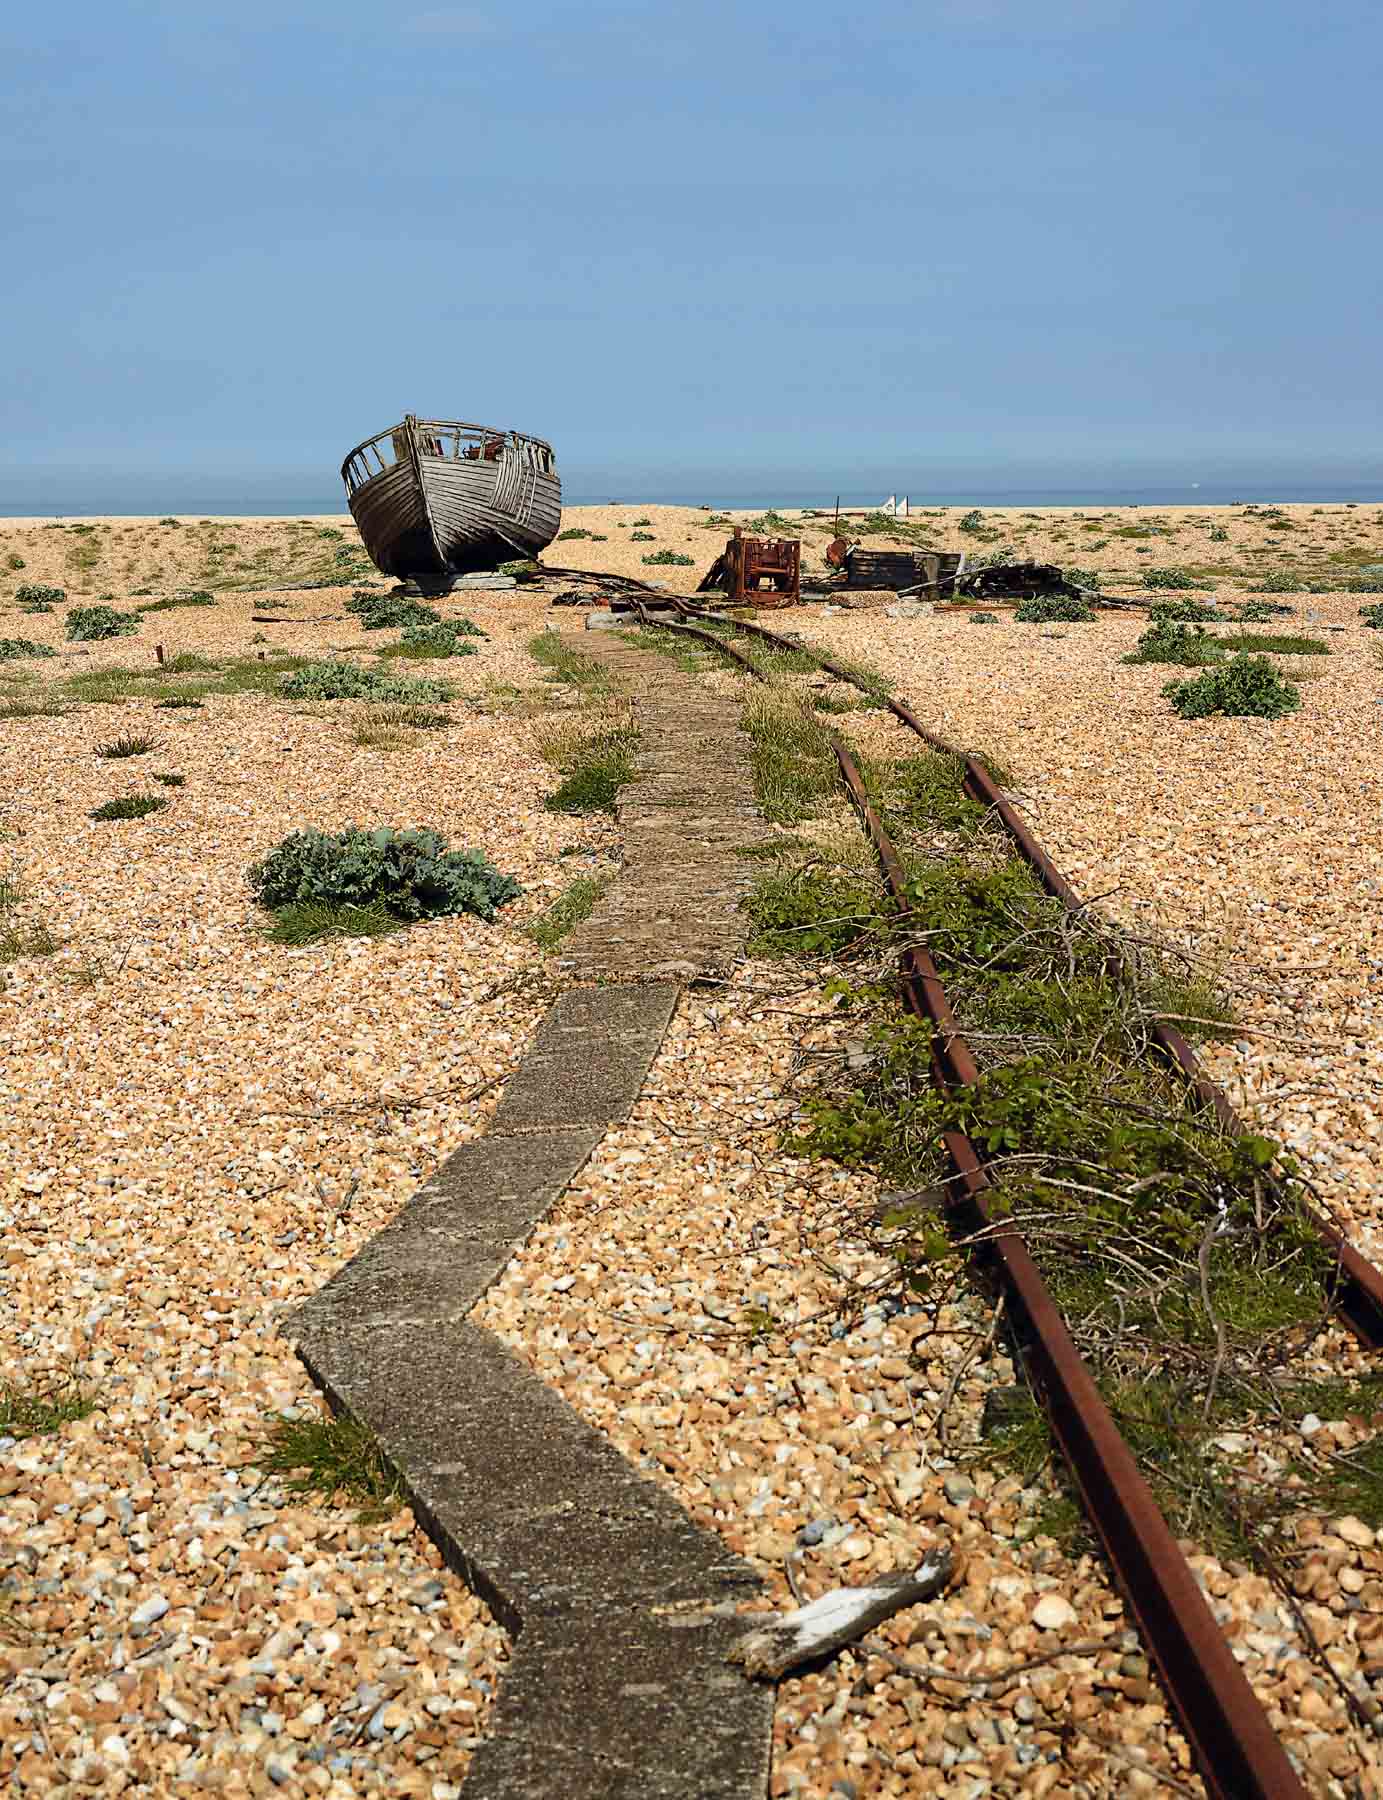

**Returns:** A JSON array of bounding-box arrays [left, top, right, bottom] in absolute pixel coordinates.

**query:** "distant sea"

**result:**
[[2, 478, 1381, 519]]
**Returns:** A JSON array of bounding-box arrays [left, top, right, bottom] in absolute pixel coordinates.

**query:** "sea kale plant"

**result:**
[[1163, 654, 1301, 720], [66, 605, 140, 640], [249, 826, 521, 923]]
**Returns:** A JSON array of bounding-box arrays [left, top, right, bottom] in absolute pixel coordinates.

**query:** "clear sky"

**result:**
[[3, 1, 1381, 503]]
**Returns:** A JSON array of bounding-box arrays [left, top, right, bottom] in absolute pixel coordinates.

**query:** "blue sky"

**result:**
[[3, 1, 1380, 502]]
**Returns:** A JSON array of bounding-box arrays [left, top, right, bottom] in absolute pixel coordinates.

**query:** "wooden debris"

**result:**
[[727, 1548, 954, 1679]]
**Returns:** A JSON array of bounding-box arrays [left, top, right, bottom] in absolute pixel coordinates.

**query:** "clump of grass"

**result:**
[[363, 702, 451, 731], [543, 729, 638, 813], [0, 918, 59, 963], [260, 1409, 405, 1518], [0, 698, 69, 721], [97, 733, 161, 759], [522, 874, 609, 947], [742, 688, 838, 824], [0, 1377, 95, 1438], [89, 795, 170, 821], [528, 632, 615, 696], [152, 771, 185, 787], [262, 899, 406, 945], [155, 696, 205, 710]]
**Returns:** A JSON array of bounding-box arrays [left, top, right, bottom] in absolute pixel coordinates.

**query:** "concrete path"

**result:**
[[290, 632, 775, 1797]]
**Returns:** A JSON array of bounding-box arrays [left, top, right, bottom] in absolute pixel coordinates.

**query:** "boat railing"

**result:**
[[342, 421, 556, 495]]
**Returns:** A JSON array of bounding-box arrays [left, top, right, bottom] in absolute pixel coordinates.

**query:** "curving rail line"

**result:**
[[595, 584, 1383, 1800]]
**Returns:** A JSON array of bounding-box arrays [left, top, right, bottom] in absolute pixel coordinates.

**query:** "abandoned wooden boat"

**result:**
[[340, 415, 561, 579]]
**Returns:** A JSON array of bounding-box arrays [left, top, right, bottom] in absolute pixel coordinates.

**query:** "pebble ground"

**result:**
[[3, 503, 1382, 1795]]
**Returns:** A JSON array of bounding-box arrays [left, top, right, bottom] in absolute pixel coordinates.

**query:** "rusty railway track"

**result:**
[[608, 588, 1383, 1799], [655, 595, 1383, 1351]]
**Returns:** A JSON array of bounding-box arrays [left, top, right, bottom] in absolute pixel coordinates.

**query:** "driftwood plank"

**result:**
[[728, 1548, 954, 1679]]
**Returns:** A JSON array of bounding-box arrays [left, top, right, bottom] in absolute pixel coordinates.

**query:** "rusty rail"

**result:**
[[616, 591, 1337, 1794], [832, 736, 1307, 1800], [666, 597, 1383, 1350]]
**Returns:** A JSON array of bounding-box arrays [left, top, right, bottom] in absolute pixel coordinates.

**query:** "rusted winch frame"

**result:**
[[632, 600, 1309, 1796], [667, 597, 1383, 1349]]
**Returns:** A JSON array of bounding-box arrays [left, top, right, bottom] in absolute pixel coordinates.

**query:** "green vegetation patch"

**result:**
[[522, 874, 609, 948], [1163, 655, 1302, 720], [249, 825, 520, 924], [1014, 595, 1096, 624], [15, 583, 65, 607], [0, 1378, 96, 1438], [66, 605, 140, 641], [89, 795, 169, 821], [279, 660, 453, 704], [0, 639, 57, 662], [346, 590, 440, 631], [261, 1410, 405, 1519]]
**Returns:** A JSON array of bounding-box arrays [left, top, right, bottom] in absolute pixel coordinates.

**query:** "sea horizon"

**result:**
[[3, 477, 1382, 520]]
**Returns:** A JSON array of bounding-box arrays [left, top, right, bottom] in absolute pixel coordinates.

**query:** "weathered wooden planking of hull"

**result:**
[[341, 415, 562, 579]]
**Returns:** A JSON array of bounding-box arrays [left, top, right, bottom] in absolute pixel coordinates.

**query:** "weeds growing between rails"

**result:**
[[732, 643, 1357, 1571]]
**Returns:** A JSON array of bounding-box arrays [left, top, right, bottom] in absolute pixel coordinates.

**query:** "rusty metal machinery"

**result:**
[[697, 527, 801, 607]]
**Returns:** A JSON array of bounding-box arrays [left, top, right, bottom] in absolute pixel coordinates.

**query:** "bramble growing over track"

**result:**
[[1163, 654, 1301, 720], [249, 826, 521, 925]]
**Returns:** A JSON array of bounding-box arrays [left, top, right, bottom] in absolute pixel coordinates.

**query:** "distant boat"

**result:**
[[340, 414, 562, 580]]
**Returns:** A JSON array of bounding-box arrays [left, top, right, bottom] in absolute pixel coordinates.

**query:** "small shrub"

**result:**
[[6, 554, 25, 570], [158, 517, 181, 526], [499, 559, 541, 583], [1343, 576, 1383, 593], [1209, 525, 1228, 542], [97, 733, 160, 759], [0, 639, 56, 662], [641, 549, 694, 566], [631, 531, 656, 541], [1062, 566, 1103, 591], [15, 583, 65, 606], [279, 660, 453, 704], [389, 622, 480, 659], [557, 528, 593, 541], [1014, 595, 1096, 624], [89, 795, 170, 820], [1143, 568, 1209, 591], [66, 605, 139, 641], [958, 509, 985, 533], [248, 826, 521, 923], [1359, 603, 1383, 629], [155, 696, 204, 710], [968, 612, 1000, 624], [345, 590, 440, 631], [1149, 598, 1218, 624], [1237, 600, 1276, 621], [632, 517, 652, 526], [1124, 620, 1222, 666], [1163, 655, 1301, 720]]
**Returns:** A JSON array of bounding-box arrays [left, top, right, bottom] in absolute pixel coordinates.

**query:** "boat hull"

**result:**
[[346, 429, 562, 578]]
